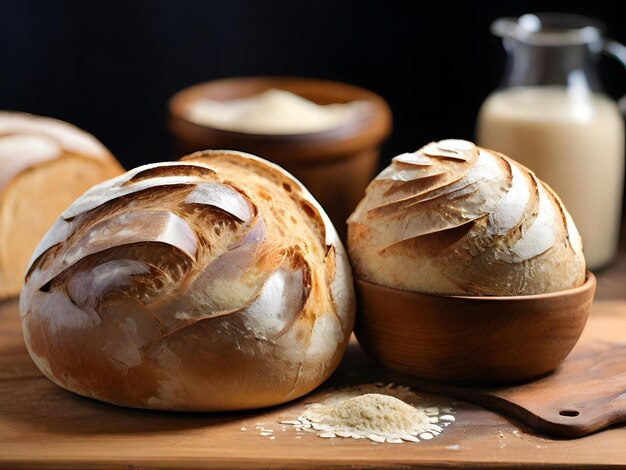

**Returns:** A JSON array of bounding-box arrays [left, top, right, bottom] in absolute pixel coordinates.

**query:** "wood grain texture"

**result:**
[[407, 341, 626, 438], [0, 222, 625, 469], [354, 273, 595, 383]]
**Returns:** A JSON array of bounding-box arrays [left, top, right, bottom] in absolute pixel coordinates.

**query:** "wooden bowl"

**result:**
[[354, 273, 596, 384], [168, 77, 392, 238]]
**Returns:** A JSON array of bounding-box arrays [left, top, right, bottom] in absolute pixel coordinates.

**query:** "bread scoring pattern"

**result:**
[[348, 139, 585, 295], [21, 150, 354, 411], [0, 111, 123, 300]]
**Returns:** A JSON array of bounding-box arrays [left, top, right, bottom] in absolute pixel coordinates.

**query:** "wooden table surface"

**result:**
[[1, 223, 626, 469]]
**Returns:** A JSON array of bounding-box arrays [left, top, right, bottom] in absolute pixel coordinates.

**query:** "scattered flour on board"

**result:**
[[279, 383, 456, 444]]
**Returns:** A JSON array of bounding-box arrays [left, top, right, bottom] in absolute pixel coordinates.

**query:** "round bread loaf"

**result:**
[[0, 111, 123, 300], [20, 150, 355, 411], [348, 139, 586, 296]]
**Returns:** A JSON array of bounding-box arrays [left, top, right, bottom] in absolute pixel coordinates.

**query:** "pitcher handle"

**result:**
[[603, 39, 626, 113]]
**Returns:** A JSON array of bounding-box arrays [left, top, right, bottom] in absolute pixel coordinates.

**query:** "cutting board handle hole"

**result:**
[[559, 409, 580, 417]]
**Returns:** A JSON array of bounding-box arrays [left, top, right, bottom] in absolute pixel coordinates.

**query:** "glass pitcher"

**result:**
[[476, 13, 626, 270]]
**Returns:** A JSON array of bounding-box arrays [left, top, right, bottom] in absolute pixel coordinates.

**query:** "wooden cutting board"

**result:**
[[3, 297, 626, 468], [409, 340, 626, 438]]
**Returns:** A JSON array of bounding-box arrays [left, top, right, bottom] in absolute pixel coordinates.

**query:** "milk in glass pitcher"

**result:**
[[476, 13, 626, 270]]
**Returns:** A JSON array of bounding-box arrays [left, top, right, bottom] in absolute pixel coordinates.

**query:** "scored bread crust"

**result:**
[[20, 150, 355, 411], [0, 111, 123, 300], [347, 139, 586, 296]]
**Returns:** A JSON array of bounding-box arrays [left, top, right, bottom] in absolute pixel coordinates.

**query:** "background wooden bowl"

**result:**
[[354, 273, 596, 384], [168, 76, 392, 238]]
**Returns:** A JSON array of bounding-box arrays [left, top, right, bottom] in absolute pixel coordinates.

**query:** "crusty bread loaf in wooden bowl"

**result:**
[[20, 150, 355, 411], [0, 112, 123, 300], [348, 139, 595, 383]]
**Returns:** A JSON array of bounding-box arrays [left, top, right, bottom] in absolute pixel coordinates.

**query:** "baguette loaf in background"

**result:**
[[0, 112, 123, 300], [20, 150, 355, 411], [348, 139, 586, 296]]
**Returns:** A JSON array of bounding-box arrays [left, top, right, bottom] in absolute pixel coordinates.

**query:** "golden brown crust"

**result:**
[[20, 150, 355, 411], [347, 140, 586, 296], [0, 112, 123, 300]]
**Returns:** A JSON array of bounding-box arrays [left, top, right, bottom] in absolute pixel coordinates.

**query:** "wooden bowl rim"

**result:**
[[167, 75, 392, 142], [355, 271, 596, 302]]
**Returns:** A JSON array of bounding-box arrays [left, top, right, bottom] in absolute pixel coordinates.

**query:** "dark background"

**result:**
[[1, 0, 625, 170]]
